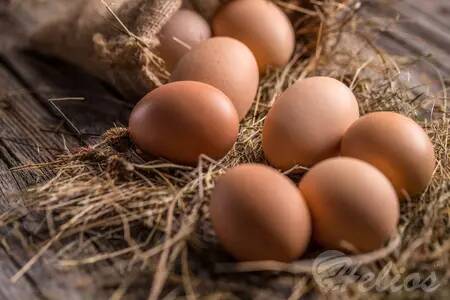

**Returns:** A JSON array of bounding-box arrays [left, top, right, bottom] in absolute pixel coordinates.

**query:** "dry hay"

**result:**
[[1, 1, 449, 299]]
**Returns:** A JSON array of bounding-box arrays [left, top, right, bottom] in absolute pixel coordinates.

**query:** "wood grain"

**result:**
[[0, 246, 44, 300], [0, 64, 124, 300], [0, 4, 132, 138], [364, 0, 450, 76]]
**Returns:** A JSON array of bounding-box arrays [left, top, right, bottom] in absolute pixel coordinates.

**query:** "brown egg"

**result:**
[[299, 157, 399, 252], [263, 77, 360, 171], [128, 81, 239, 166], [212, 0, 295, 72], [341, 112, 436, 198], [170, 37, 259, 120], [210, 164, 311, 262], [158, 9, 211, 70]]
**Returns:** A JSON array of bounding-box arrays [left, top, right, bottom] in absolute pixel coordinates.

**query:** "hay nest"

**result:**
[[1, 1, 449, 299]]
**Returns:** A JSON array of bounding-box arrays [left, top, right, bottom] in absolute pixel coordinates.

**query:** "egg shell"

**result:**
[[341, 111, 436, 198], [212, 0, 295, 72], [299, 157, 399, 252], [158, 9, 211, 70], [210, 164, 311, 262], [263, 76, 360, 171], [170, 37, 259, 120], [128, 81, 239, 166]]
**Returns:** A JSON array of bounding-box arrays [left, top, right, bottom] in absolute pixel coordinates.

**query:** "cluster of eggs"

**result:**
[[128, 0, 436, 262]]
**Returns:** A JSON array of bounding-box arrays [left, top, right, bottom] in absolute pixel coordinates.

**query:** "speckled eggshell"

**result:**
[[170, 37, 259, 120], [299, 157, 399, 252], [212, 0, 295, 72], [128, 81, 239, 166], [341, 111, 436, 198], [263, 76, 360, 171], [158, 9, 211, 70], [210, 164, 311, 262]]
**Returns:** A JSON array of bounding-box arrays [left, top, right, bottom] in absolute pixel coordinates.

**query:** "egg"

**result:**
[[263, 77, 360, 171], [212, 0, 295, 72], [299, 157, 399, 252], [158, 9, 211, 70], [128, 81, 239, 166], [170, 37, 259, 120], [341, 112, 436, 198], [210, 164, 311, 262]]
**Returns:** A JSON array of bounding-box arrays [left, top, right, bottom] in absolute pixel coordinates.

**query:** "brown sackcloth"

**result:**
[[17, 0, 226, 101]]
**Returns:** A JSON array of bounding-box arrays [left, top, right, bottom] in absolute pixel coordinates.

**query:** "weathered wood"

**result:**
[[1, 234, 94, 300], [0, 3, 132, 138], [0, 4, 136, 299], [0, 144, 24, 207], [405, 0, 450, 31], [0, 64, 124, 300], [2, 51, 133, 137], [364, 0, 450, 76], [0, 66, 76, 181], [0, 245, 44, 300]]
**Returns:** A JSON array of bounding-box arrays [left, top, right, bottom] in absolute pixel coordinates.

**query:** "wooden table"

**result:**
[[0, 1, 449, 299]]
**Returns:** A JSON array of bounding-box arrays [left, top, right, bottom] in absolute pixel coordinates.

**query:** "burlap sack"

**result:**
[[18, 0, 226, 101]]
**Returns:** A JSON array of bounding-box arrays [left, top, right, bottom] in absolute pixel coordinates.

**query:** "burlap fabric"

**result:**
[[19, 0, 226, 100]]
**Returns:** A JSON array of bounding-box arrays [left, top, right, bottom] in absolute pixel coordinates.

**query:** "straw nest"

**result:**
[[1, 1, 449, 299]]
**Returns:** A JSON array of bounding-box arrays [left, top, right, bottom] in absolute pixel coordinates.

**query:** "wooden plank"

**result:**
[[0, 64, 121, 300], [360, 0, 450, 97], [364, 0, 450, 76], [0, 245, 45, 300], [390, 1, 450, 66], [0, 143, 27, 209], [1, 234, 93, 300], [0, 65, 78, 184], [1, 51, 133, 137], [405, 0, 450, 31], [0, 5, 139, 299], [0, 4, 132, 138], [0, 141, 41, 300]]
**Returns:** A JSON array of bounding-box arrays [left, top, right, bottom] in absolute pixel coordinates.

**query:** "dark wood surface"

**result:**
[[0, 3, 133, 300], [0, 1, 449, 299]]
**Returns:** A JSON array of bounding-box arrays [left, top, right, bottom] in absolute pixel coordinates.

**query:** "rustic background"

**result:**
[[0, 0, 449, 299]]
